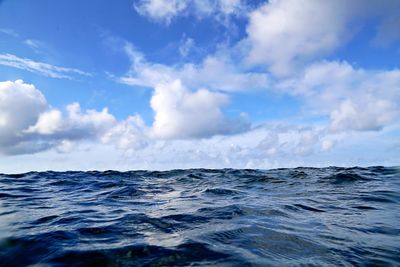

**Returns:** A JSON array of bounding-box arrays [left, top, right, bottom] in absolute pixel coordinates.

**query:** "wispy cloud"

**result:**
[[0, 28, 19, 38], [0, 53, 92, 79], [23, 39, 46, 53]]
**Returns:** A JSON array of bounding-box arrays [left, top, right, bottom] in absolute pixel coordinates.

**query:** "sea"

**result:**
[[0, 167, 399, 266]]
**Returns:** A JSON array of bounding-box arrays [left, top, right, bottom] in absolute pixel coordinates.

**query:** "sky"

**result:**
[[0, 0, 399, 173]]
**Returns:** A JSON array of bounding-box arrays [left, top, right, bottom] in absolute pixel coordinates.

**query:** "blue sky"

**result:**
[[0, 0, 399, 172]]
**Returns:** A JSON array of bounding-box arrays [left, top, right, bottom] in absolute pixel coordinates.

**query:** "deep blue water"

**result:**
[[0, 167, 399, 266]]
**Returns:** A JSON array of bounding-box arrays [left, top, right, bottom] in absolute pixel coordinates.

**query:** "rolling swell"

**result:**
[[0, 167, 399, 266]]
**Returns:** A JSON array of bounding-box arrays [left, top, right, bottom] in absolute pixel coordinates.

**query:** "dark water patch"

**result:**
[[0, 167, 399, 266], [203, 188, 241, 196], [77, 225, 118, 236], [359, 195, 398, 204], [351, 205, 378, 210], [31, 215, 59, 225], [162, 213, 209, 224], [0, 192, 30, 198], [47, 242, 233, 267], [107, 186, 146, 199], [51, 215, 83, 225], [206, 226, 329, 265], [197, 204, 246, 220], [325, 171, 371, 184], [293, 203, 326, 213]]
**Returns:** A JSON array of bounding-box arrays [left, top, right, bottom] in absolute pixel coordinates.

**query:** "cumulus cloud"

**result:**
[[0, 80, 147, 155], [0, 80, 48, 154], [120, 43, 269, 92], [1, 80, 395, 167], [134, 0, 248, 24], [277, 60, 400, 132], [25, 109, 63, 135], [150, 80, 249, 139], [134, 0, 187, 24], [245, 0, 400, 75], [1, 123, 398, 172], [122, 123, 331, 169], [257, 125, 324, 157], [245, 0, 357, 75], [101, 115, 148, 151], [0, 53, 91, 79], [330, 99, 398, 132], [26, 102, 149, 153], [119, 44, 254, 139], [0, 79, 248, 156], [24, 102, 119, 141]]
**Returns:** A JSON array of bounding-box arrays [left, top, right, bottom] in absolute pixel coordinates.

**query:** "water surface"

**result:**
[[0, 167, 399, 266]]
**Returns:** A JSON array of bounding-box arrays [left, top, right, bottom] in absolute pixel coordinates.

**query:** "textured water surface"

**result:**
[[0, 167, 399, 266]]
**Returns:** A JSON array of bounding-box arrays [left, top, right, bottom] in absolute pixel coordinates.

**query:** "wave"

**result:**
[[0, 166, 399, 266]]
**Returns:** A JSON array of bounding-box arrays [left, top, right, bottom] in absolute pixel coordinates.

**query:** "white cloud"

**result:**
[[256, 125, 325, 157], [0, 53, 92, 79], [64, 103, 116, 138], [0, 81, 397, 169], [134, 0, 248, 24], [25, 109, 63, 135], [24, 102, 119, 140], [245, 0, 400, 75], [127, 123, 331, 169], [0, 80, 147, 155], [219, 0, 243, 15], [2, 124, 399, 173], [101, 115, 148, 151], [120, 43, 269, 92], [26, 102, 149, 151], [150, 79, 249, 139], [134, 0, 187, 24], [246, 0, 356, 75], [0, 80, 48, 155], [1, 79, 249, 156], [277, 60, 400, 132], [119, 45, 254, 139], [330, 99, 398, 132]]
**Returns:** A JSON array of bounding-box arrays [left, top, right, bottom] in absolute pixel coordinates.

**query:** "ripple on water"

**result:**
[[0, 166, 399, 266]]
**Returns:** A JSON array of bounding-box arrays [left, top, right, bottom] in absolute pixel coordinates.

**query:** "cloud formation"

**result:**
[[330, 99, 398, 132], [277, 60, 400, 132], [0, 80, 48, 155], [2, 0, 400, 170], [0, 80, 146, 155], [119, 44, 254, 139], [150, 80, 249, 139], [134, 0, 187, 24], [0, 53, 91, 79], [134, 0, 248, 24], [120, 43, 269, 92], [245, 0, 400, 75], [0, 79, 249, 156]]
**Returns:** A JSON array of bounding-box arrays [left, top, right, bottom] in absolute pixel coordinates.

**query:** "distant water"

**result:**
[[0, 167, 399, 266]]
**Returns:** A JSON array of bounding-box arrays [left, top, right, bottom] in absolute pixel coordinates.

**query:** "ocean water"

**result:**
[[0, 167, 399, 266]]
